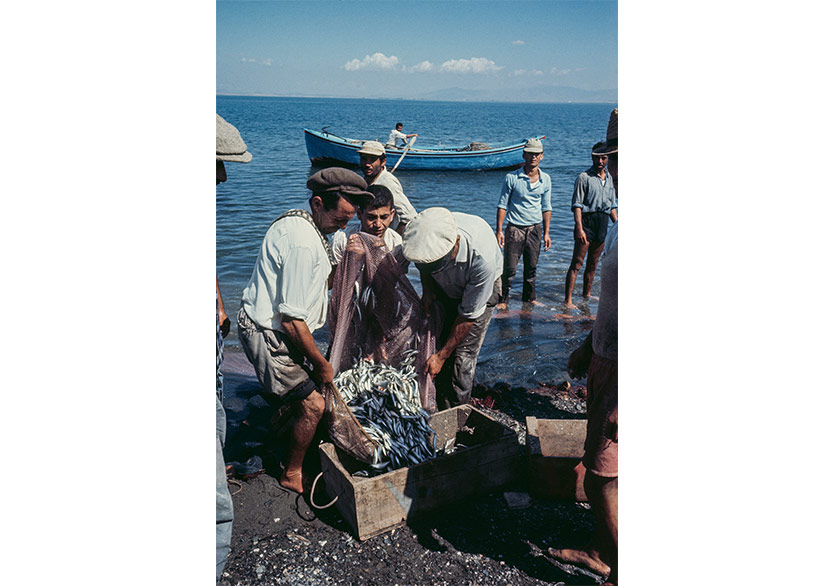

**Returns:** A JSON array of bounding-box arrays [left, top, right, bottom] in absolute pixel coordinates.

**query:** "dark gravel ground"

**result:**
[[220, 353, 601, 586]]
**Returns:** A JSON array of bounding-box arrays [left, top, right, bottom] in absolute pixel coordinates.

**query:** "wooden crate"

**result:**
[[525, 417, 588, 502], [318, 405, 519, 541]]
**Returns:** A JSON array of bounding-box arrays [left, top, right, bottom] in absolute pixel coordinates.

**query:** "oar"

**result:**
[[390, 136, 416, 173]]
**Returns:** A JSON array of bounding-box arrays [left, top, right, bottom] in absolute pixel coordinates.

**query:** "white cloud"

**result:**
[[241, 57, 256, 63], [550, 67, 572, 75], [512, 40, 525, 45], [512, 68, 544, 77], [408, 60, 434, 73], [439, 57, 503, 74], [262, 58, 273, 67], [344, 52, 400, 71]]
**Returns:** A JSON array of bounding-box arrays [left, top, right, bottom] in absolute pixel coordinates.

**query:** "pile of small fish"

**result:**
[[333, 349, 437, 474]]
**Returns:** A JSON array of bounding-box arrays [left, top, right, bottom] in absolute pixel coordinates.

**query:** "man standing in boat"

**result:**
[[237, 168, 372, 496], [401, 207, 502, 409], [385, 122, 418, 148], [564, 140, 618, 308], [357, 140, 418, 234], [495, 137, 552, 309]]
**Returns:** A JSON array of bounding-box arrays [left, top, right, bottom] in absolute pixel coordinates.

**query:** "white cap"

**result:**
[[401, 207, 458, 264], [357, 140, 385, 157], [523, 138, 543, 154]]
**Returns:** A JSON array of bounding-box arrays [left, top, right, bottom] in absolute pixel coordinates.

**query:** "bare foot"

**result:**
[[279, 469, 304, 494], [496, 302, 508, 311], [564, 300, 577, 309], [547, 547, 611, 578], [525, 299, 545, 307]]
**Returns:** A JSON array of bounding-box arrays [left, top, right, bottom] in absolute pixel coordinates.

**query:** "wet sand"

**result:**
[[219, 352, 603, 585]]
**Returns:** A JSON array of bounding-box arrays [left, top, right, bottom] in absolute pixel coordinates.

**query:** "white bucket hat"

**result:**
[[401, 207, 458, 264], [216, 114, 252, 163]]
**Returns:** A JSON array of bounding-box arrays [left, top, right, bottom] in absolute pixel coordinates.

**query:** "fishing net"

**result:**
[[324, 232, 438, 465]]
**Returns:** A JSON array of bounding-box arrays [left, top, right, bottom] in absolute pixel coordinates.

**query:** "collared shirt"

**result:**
[[386, 129, 408, 147], [430, 212, 502, 320], [369, 169, 417, 230], [592, 222, 617, 360], [497, 167, 552, 227], [332, 224, 408, 273], [571, 167, 618, 213], [241, 216, 331, 333]]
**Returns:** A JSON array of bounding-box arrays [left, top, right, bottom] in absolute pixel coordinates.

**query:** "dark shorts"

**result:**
[[580, 212, 610, 243]]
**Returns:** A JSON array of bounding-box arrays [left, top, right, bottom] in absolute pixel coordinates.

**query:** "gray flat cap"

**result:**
[[306, 167, 373, 201], [216, 114, 252, 163]]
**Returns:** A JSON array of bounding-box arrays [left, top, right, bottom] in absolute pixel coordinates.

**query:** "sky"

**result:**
[[217, 0, 617, 100]]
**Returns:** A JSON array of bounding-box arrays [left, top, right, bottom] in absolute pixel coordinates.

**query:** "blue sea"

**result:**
[[216, 95, 616, 387]]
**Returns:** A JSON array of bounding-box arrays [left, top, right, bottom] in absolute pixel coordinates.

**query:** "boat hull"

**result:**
[[304, 129, 539, 171]]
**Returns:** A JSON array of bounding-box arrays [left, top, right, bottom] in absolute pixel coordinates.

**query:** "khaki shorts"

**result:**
[[237, 308, 317, 405]]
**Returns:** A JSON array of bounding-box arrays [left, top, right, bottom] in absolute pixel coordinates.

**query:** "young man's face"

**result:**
[[359, 205, 394, 238], [523, 151, 543, 169], [592, 153, 609, 173], [360, 154, 385, 180]]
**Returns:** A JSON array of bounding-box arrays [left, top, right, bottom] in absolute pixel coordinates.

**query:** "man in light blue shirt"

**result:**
[[495, 138, 552, 308]]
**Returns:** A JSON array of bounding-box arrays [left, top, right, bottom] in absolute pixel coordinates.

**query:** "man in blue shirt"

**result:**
[[564, 141, 618, 308], [495, 138, 552, 309]]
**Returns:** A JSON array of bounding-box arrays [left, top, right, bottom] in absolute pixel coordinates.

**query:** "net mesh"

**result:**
[[324, 232, 438, 463]]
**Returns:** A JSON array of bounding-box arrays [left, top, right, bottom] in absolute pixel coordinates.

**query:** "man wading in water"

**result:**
[[564, 140, 618, 308]]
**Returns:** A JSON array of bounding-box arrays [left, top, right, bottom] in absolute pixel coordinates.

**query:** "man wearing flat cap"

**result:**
[[401, 207, 503, 409], [564, 138, 618, 308], [358, 140, 418, 234], [237, 167, 372, 495], [495, 137, 552, 309], [216, 114, 252, 579]]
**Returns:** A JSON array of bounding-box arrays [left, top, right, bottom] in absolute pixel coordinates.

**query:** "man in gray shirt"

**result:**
[[565, 141, 618, 308], [401, 207, 502, 409]]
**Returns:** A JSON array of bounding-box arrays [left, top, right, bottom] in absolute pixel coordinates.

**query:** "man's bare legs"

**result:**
[[581, 241, 606, 299], [564, 239, 589, 308], [549, 472, 618, 582], [279, 390, 325, 494]]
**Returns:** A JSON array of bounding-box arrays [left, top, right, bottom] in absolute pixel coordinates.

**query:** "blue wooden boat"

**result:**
[[304, 128, 544, 171]]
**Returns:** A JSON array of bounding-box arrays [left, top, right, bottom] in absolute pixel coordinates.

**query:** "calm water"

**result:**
[[217, 96, 616, 387]]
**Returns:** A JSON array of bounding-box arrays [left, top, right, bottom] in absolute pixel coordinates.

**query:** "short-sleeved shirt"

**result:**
[[240, 216, 331, 333], [429, 212, 503, 320], [332, 224, 408, 273], [592, 222, 617, 360], [386, 129, 408, 147], [369, 169, 417, 230], [497, 167, 552, 226], [571, 167, 618, 213]]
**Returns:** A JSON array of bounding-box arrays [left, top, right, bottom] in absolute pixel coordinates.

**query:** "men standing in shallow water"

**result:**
[[564, 141, 618, 308], [357, 140, 418, 234], [495, 137, 552, 309]]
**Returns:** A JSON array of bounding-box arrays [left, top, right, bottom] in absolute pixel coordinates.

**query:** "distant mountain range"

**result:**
[[413, 85, 617, 103], [217, 85, 617, 104]]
